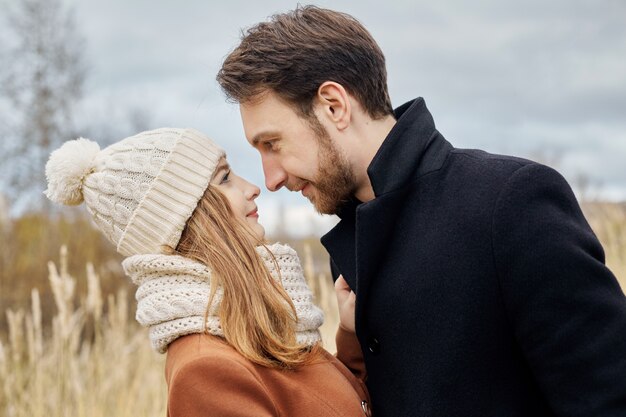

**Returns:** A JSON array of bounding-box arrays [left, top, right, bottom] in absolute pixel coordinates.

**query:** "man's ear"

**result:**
[[316, 81, 351, 131]]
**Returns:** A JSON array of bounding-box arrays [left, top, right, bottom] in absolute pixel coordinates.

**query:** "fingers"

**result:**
[[334, 275, 356, 333], [335, 274, 352, 292]]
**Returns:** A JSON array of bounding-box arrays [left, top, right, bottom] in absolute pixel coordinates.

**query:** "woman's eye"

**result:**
[[220, 170, 231, 184]]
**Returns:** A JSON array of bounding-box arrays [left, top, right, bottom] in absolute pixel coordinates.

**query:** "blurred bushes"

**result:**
[[0, 212, 127, 332]]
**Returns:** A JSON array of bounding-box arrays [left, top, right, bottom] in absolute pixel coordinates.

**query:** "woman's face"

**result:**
[[210, 157, 265, 240]]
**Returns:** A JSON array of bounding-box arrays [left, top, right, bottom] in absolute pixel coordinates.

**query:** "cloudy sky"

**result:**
[[6, 0, 626, 236]]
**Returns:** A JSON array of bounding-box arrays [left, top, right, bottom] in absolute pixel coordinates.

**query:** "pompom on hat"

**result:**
[[45, 128, 225, 256]]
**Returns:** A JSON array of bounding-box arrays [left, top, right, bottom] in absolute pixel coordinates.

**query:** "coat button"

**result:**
[[361, 400, 369, 415], [367, 337, 380, 355]]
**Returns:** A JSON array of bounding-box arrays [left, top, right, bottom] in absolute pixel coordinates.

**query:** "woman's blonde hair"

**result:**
[[170, 185, 320, 368]]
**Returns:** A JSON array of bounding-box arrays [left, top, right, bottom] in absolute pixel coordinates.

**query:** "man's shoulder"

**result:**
[[448, 148, 572, 187], [449, 148, 535, 171], [437, 147, 548, 186]]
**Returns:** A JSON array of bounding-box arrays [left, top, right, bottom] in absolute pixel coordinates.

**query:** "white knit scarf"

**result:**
[[122, 243, 324, 353]]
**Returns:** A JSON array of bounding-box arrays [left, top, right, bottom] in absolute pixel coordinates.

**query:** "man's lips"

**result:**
[[286, 181, 312, 198], [299, 182, 312, 197]]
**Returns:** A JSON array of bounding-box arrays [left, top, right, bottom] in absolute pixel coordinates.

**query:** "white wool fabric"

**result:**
[[45, 128, 225, 256], [122, 243, 325, 353]]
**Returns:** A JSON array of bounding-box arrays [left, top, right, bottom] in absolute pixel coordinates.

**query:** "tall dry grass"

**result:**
[[0, 246, 166, 417], [0, 242, 338, 417], [583, 202, 626, 290]]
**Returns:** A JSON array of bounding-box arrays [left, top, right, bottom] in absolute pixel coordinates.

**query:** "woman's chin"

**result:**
[[251, 222, 265, 241]]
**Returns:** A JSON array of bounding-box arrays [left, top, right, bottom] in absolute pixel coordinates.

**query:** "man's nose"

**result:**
[[262, 156, 287, 192]]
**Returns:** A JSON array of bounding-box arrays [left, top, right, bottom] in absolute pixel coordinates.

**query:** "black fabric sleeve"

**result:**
[[492, 163, 626, 417]]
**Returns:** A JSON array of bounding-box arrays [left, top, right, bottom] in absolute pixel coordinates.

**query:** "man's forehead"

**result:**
[[239, 101, 266, 142], [240, 91, 295, 120], [240, 100, 282, 143]]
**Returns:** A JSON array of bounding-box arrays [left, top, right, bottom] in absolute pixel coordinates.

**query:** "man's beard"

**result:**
[[306, 119, 357, 215]]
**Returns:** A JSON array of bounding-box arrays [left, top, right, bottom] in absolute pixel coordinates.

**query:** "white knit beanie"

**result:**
[[45, 128, 225, 256]]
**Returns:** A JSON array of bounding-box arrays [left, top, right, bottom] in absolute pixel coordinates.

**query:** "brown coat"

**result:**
[[165, 328, 371, 417]]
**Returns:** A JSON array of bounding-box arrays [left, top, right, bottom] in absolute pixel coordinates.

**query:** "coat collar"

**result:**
[[321, 98, 453, 312], [329, 97, 447, 221], [367, 97, 450, 198]]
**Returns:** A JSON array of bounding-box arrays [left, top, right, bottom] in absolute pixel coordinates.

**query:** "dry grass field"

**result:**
[[0, 246, 167, 416], [582, 202, 626, 289], [0, 242, 339, 417], [0, 203, 623, 416]]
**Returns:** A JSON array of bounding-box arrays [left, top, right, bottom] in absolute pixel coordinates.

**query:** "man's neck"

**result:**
[[352, 114, 397, 203]]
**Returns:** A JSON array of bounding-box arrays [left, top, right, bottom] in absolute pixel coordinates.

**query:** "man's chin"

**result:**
[[304, 179, 352, 215], [310, 194, 341, 216]]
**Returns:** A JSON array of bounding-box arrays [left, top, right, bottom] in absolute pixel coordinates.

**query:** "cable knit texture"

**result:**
[[122, 243, 324, 353], [45, 128, 225, 257]]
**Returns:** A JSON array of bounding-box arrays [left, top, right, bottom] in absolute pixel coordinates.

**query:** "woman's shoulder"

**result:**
[[164, 334, 279, 417], [165, 334, 272, 401], [166, 333, 249, 374]]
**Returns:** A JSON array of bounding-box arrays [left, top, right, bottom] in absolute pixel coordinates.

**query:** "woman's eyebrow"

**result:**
[[211, 161, 231, 180]]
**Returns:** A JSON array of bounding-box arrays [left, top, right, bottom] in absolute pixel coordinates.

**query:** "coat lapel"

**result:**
[[322, 97, 453, 328], [322, 201, 358, 289], [353, 190, 409, 322]]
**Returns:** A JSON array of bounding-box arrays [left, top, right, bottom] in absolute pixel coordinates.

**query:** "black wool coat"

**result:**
[[322, 98, 626, 417]]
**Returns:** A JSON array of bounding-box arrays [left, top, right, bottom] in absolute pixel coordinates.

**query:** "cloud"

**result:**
[[4, 0, 624, 221]]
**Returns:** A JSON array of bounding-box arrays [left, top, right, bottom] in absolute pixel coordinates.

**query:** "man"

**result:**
[[217, 6, 626, 416]]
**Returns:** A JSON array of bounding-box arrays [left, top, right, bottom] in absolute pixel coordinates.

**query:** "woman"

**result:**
[[45, 127, 369, 416]]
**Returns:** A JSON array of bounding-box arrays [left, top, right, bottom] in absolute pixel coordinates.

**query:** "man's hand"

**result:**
[[335, 275, 356, 333]]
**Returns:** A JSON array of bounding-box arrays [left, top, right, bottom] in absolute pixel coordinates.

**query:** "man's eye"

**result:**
[[263, 141, 277, 151], [220, 170, 231, 184]]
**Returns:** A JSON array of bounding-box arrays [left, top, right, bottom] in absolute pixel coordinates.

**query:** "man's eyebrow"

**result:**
[[251, 131, 280, 147]]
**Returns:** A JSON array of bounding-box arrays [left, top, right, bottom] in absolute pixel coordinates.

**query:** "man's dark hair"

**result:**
[[217, 5, 393, 120]]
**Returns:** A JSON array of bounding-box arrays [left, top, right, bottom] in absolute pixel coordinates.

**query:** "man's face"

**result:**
[[240, 92, 356, 215]]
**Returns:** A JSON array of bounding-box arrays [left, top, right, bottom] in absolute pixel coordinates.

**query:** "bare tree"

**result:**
[[0, 0, 86, 213]]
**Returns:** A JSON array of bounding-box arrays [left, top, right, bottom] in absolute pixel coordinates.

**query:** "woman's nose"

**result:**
[[244, 180, 261, 200]]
